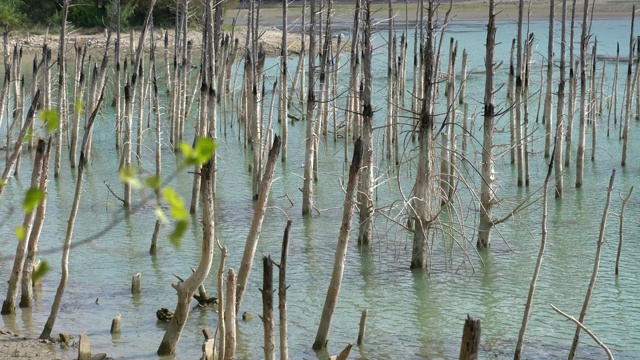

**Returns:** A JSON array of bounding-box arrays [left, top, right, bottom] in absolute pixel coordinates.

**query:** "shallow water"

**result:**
[[1, 16, 640, 360]]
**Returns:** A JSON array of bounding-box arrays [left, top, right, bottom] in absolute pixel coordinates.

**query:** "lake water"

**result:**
[[1, 15, 640, 360]]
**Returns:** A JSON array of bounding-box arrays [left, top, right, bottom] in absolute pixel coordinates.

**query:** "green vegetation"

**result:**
[[0, 0, 238, 31]]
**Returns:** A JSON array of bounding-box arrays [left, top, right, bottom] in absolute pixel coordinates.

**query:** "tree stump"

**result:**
[[131, 273, 141, 294], [78, 332, 92, 360], [459, 315, 480, 360], [110, 314, 121, 334]]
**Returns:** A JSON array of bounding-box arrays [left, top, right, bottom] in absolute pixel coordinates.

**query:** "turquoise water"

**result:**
[[1, 16, 640, 359]]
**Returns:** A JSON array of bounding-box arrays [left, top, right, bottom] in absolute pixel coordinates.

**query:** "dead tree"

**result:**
[[568, 170, 615, 359], [312, 138, 363, 351], [302, 0, 317, 216], [554, 0, 567, 198], [279, 221, 292, 360], [20, 138, 52, 308], [1, 140, 47, 315], [157, 159, 216, 355], [542, 0, 555, 159], [235, 136, 281, 313], [514, 146, 555, 359], [54, 0, 69, 178], [358, 0, 374, 247], [410, 0, 436, 269], [476, 0, 496, 249], [262, 256, 275, 360], [40, 87, 105, 339], [576, 0, 589, 185], [0, 90, 40, 199]]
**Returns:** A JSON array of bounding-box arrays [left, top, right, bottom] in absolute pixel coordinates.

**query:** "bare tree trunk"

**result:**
[[2, 140, 47, 315], [302, 0, 317, 216], [410, 0, 435, 269], [312, 138, 363, 351], [150, 32, 163, 255], [508, 39, 515, 164], [217, 246, 227, 360], [459, 315, 481, 360], [358, 0, 373, 247], [40, 88, 105, 339], [476, 0, 496, 250], [554, 0, 567, 198], [70, 46, 87, 167], [279, 221, 291, 360], [54, 0, 69, 178], [20, 139, 52, 308], [543, 0, 554, 159], [157, 158, 216, 355], [514, 0, 525, 187], [115, 1, 122, 149], [280, 0, 288, 162], [616, 186, 633, 276], [224, 268, 236, 360], [262, 256, 275, 360], [514, 145, 555, 359], [235, 136, 281, 313], [568, 170, 615, 359], [565, 0, 578, 167], [0, 91, 40, 199], [590, 40, 597, 162], [576, 0, 589, 185], [623, 35, 640, 164]]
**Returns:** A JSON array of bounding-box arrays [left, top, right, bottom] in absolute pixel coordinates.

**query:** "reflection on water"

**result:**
[[1, 17, 640, 360]]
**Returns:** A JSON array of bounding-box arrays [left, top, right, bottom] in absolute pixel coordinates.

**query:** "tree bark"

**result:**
[[279, 221, 292, 360], [568, 170, 616, 359], [358, 0, 373, 247], [2, 140, 47, 315], [476, 0, 496, 250], [20, 139, 52, 308], [236, 136, 281, 313], [410, 0, 435, 269], [53, 0, 68, 178], [157, 158, 216, 355], [576, 0, 589, 185], [40, 88, 104, 339], [554, 0, 567, 198], [312, 138, 363, 351], [224, 268, 236, 360], [302, 0, 317, 216], [0, 91, 40, 199], [262, 256, 275, 360]]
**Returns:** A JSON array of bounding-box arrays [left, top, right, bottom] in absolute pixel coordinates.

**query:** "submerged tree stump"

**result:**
[[459, 315, 480, 360]]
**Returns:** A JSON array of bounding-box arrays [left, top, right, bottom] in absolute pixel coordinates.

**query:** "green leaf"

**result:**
[[145, 175, 161, 190], [179, 137, 217, 166], [32, 261, 51, 282], [193, 137, 216, 165], [39, 109, 60, 133], [75, 100, 83, 115], [179, 142, 194, 164], [155, 207, 169, 224], [162, 187, 188, 220], [169, 220, 189, 248], [15, 226, 25, 241], [23, 187, 44, 213], [118, 166, 142, 189]]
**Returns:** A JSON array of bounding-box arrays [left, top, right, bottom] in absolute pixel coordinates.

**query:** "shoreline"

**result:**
[[0, 328, 71, 360], [3, 0, 636, 59]]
